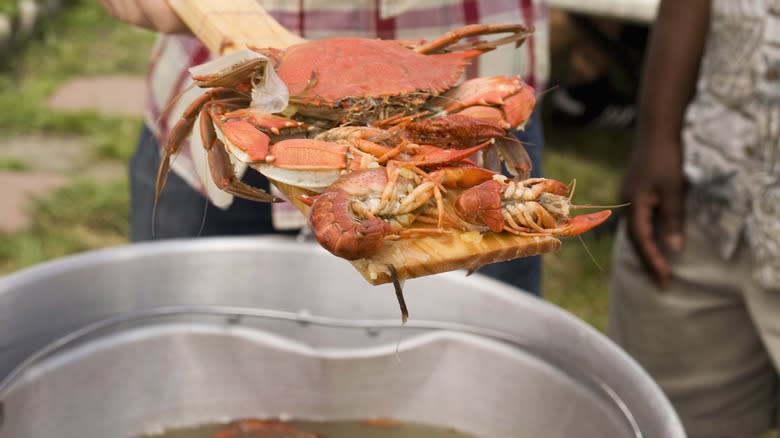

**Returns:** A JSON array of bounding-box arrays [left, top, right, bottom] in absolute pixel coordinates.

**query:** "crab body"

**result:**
[[454, 177, 612, 237], [260, 38, 481, 124]]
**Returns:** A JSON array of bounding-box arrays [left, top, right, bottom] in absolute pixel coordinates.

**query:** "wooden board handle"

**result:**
[[167, 0, 305, 54]]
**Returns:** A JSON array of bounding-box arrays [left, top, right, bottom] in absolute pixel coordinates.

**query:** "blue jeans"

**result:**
[[130, 109, 544, 295], [477, 109, 543, 295]]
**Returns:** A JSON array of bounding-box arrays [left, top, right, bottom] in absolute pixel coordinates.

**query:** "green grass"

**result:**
[[0, 1, 152, 274], [0, 0, 154, 154], [0, 178, 129, 273], [0, 156, 30, 171], [0, 0, 19, 16], [540, 125, 631, 330]]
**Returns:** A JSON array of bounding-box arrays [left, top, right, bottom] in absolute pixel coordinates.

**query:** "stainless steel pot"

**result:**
[[0, 237, 684, 438]]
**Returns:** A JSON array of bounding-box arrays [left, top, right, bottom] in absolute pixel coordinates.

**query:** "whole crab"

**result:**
[[156, 23, 536, 205]]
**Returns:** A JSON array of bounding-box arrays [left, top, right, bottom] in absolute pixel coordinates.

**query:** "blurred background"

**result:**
[[0, 0, 644, 332]]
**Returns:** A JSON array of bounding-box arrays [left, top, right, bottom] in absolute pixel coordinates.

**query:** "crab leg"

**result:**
[[155, 88, 242, 205], [402, 113, 533, 179], [191, 56, 267, 93], [401, 114, 507, 148], [376, 139, 493, 218], [415, 23, 532, 54]]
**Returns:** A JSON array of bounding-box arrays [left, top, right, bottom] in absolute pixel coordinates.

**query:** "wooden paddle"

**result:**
[[167, 0, 560, 285]]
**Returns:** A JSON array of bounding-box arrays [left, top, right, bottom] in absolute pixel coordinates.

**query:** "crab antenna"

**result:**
[[571, 202, 631, 210], [568, 178, 577, 203], [578, 235, 604, 271], [156, 82, 198, 125]]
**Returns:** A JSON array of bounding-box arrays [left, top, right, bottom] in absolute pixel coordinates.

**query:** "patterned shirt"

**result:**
[[144, 0, 549, 226], [682, 0, 780, 289]]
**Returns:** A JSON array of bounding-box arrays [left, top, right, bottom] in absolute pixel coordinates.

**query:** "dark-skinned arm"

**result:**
[[622, 0, 710, 288]]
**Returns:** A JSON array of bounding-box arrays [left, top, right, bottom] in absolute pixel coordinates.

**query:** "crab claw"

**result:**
[[431, 76, 536, 130], [555, 210, 612, 237], [221, 119, 272, 162], [401, 114, 506, 148], [495, 135, 532, 180], [254, 139, 364, 192], [220, 113, 309, 163], [411, 139, 494, 166], [502, 83, 536, 129]]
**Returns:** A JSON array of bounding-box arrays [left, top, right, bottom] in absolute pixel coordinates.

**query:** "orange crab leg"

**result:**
[[155, 89, 240, 205], [191, 57, 267, 93], [552, 210, 612, 237], [415, 23, 532, 54], [410, 139, 494, 166], [268, 139, 352, 170], [430, 165, 496, 188], [401, 114, 507, 149], [222, 109, 307, 134], [349, 138, 401, 163]]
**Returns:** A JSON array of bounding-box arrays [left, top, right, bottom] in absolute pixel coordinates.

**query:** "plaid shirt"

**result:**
[[145, 0, 549, 225]]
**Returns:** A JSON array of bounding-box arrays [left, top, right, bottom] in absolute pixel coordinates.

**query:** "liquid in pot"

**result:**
[[142, 418, 477, 437]]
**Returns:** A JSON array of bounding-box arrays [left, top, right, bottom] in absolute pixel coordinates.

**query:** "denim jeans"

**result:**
[[477, 109, 543, 295], [130, 109, 544, 295]]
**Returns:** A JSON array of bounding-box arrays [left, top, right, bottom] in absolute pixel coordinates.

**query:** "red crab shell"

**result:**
[[248, 24, 533, 126], [270, 38, 481, 103]]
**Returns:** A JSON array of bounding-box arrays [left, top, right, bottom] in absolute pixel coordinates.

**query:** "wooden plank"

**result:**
[[167, 0, 304, 54], [169, 0, 562, 286]]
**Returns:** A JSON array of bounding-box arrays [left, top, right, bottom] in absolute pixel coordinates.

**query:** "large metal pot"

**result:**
[[0, 237, 684, 437]]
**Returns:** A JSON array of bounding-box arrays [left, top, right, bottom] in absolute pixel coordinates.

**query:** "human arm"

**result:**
[[621, 0, 710, 288], [98, 0, 189, 34]]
